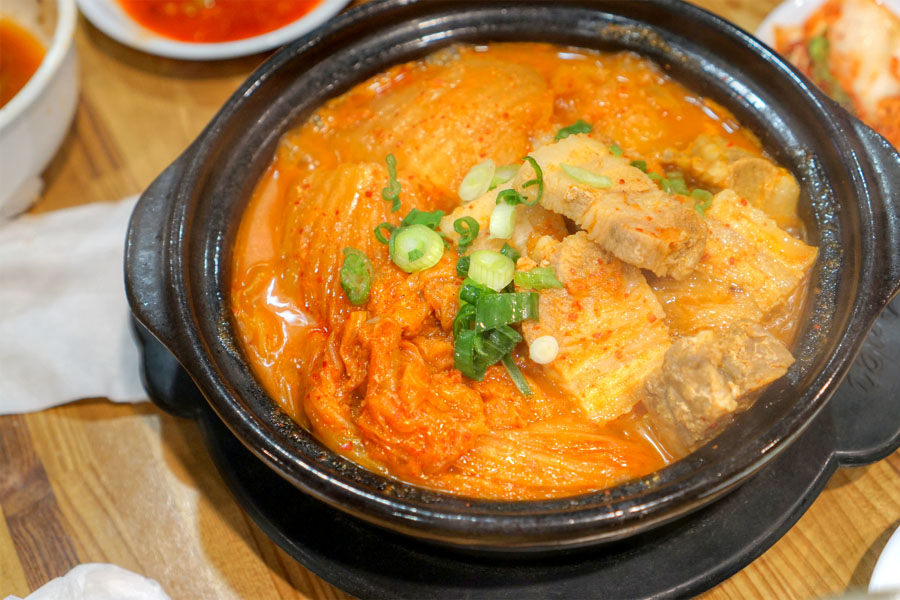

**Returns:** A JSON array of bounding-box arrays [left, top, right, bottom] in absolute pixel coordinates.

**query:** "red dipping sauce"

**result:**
[[116, 0, 322, 43]]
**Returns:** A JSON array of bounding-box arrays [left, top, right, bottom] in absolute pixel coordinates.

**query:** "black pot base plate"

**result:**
[[135, 297, 900, 599]]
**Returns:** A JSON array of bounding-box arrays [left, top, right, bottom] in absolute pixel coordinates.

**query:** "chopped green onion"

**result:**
[[500, 243, 520, 263], [489, 164, 520, 190], [809, 35, 828, 63], [453, 302, 476, 338], [528, 335, 559, 365], [496, 188, 528, 206], [692, 189, 714, 216], [514, 266, 564, 290], [458, 159, 496, 202], [521, 156, 544, 205], [453, 216, 479, 254], [474, 291, 539, 331], [501, 354, 532, 396], [459, 277, 494, 305], [554, 119, 593, 141], [340, 248, 372, 306], [381, 154, 402, 212], [668, 177, 690, 196], [630, 160, 648, 173], [456, 256, 470, 278], [389, 224, 444, 272], [609, 143, 624, 157], [489, 202, 516, 240], [561, 164, 613, 188], [374, 222, 396, 244], [468, 250, 515, 292], [454, 328, 481, 380], [401, 208, 445, 229]]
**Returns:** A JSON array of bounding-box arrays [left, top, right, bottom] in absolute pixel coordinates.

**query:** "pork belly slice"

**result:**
[[439, 187, 568, 258], [520, 232, 671, 422], [515, 134, 707, 279], [669, 134, 801, 226], [644, 321, 795, 451], [651, 189, 817, 335]]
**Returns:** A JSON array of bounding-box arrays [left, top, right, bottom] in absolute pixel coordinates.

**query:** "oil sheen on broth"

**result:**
[[230, 43, 817, 500]]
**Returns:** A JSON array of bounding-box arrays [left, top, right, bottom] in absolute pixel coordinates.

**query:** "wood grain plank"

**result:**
[[0, 416, 80, 590], [0, 505, 31, 598]]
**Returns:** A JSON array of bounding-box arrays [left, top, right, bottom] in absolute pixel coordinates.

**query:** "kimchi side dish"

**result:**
[[774, 0, 900, 148], [231, 43, 818, 500]]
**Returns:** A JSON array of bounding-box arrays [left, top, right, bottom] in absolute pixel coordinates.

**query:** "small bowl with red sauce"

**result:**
[[0, 0, 78, 219], [76, 0, 351, 60]]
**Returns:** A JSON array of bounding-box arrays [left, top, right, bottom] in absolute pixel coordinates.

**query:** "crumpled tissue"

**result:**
[[4, 563, 171, 600], [0, 197, 146, 414]]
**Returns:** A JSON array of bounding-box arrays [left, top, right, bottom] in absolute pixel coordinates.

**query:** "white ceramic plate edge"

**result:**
[[75, 0, 351, 60]]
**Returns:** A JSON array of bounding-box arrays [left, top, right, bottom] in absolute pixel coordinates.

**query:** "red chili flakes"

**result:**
[[614, 349, 624, 360], [726, 141, 734, 148], [728, 256, 736, 265], [339, 442, 352, 451], [635, 227, 644, 233], [813, 323, 821, 330], [648, 313, 657, 323], [739, 198, 748, 206], [619, 179, 625, 184], [365, 190, 373, 198], [646, 216, 653, 221]]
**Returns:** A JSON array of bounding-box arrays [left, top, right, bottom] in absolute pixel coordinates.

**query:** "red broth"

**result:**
[[0, 18, 45, 108], [116, 0, 322, 43]]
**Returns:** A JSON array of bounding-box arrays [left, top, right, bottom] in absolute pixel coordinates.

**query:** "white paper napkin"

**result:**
[[4, 563, 171, 600], [0, 197, 147, 414]]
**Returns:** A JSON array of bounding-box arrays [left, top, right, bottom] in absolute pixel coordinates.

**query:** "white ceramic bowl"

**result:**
[[76, 0, 351, 60], [0, 0, 78, 220]]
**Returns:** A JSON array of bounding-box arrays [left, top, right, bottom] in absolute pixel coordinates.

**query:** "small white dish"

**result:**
[[75, 0, 351, 60], [0, 0, 79, 220], [756, 0, 900, 45], [870, 525, 900, 594]]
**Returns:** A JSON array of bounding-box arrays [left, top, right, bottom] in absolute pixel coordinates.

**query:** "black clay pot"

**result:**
[[125, 0, 900, 551]]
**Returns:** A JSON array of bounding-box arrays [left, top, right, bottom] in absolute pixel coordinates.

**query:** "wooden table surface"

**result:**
[[3, 1, 900, 598]]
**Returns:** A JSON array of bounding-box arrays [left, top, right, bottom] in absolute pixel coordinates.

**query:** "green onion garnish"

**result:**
[[496, 188, 527, 206], [692, 189, 714, 215], [668, 177, 690, 196], [388, 224, 444, 272], [500, 243, 520, 263], [456, 255, 470, 278], [489, 164, 519, 191], [381, 153, 402, 212], [514, 266, 563, 290], [453, 302, 477, 337], [521, 156, 544, 205], [458, 159, 496, 202], [489, 201, 516, 239], [609, 143, 624, 157], [401, 207, 445, 229], [468, 250, 515, 292], [340, 248, 373, 306], [453, 216, 479, 254], [554, 119, 593, 141], [561, 164, 613, 188], [630, 160, 648, 173], [374, 222, 396, 244], [474, 291, 539, 331], [459, 277, 494, 305], [501, 353, 533, 396]]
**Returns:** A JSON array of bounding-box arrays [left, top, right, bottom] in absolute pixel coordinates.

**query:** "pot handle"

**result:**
[[125, 161, 203, 418], [849, 118, 900, 307]]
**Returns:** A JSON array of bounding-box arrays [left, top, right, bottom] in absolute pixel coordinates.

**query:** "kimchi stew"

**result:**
[[230, 43, 818, 500]]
